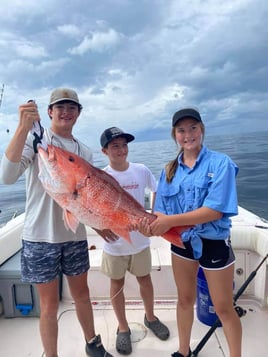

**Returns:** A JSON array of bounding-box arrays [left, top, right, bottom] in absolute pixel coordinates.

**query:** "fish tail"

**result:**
[[161, 226, 192, 249]]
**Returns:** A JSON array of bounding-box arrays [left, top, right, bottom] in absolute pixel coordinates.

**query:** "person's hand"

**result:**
[[137, 217, 152, 237], [19, 101, 40, 132], [93, 228, 119, 243], [150, 212, 172, 236], [126, 223, 138, 231]]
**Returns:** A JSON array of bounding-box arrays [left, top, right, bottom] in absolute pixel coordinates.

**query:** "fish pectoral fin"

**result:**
[[63, 209, 80, 233], [113, 228, 133, 244]]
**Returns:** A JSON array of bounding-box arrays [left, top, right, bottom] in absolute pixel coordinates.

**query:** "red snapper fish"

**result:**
[[38, 145, 191, 248]]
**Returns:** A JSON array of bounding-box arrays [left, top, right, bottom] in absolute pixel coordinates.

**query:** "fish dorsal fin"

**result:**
[[62, 209, 80, 233]]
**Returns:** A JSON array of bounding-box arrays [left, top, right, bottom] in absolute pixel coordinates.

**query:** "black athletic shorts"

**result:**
[[171, 237, 235, 269]]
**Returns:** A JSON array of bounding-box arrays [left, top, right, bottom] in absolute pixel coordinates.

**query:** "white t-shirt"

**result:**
[[102, 162, 157, 256]]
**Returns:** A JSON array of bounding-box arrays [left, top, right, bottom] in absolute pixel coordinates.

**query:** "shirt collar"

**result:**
[[178, 145, 207, 167]]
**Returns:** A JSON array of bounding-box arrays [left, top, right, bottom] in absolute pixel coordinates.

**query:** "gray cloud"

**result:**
[[0, 0, 268, 149]]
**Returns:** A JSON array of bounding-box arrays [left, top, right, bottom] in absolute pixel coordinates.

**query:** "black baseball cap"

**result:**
[[172, 108, 202, 127], [100, 127, 135, 148]]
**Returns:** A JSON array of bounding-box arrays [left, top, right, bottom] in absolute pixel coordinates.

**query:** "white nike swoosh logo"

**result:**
[[211, 259, 222, 263]]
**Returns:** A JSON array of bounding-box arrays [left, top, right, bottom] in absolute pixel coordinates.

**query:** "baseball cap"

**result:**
[[100, 127, 135, 148], [49, 88, 81, 107], [172, 108, 202, 127]]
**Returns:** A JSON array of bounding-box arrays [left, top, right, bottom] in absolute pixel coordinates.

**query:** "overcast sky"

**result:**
[[0, 0, 268, 152]]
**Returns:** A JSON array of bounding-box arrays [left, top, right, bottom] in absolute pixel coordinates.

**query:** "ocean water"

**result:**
[[0, 130, 267, 225]]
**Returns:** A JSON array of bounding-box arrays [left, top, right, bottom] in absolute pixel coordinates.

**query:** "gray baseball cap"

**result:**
[[49, 88, 81, 106]]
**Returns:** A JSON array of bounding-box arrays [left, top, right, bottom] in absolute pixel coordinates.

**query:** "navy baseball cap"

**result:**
[[172, 108, 202, 127], [100, 127, 135, 148]]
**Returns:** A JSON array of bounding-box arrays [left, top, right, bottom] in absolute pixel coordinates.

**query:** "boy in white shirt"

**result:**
[[98, 127, 170, 355]]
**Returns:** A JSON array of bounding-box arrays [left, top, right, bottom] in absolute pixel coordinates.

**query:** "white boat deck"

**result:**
[[0, 207, 268, 356], [0, 297, 267, 356]]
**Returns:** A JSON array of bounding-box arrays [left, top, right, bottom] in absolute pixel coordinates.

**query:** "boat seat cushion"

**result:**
[[231, 225, 268, 263]]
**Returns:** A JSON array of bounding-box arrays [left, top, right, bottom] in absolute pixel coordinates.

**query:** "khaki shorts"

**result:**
[[101, 247, 151, 280]]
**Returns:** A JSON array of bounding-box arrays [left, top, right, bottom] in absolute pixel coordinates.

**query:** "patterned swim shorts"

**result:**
[[21, 239, 89, 283]]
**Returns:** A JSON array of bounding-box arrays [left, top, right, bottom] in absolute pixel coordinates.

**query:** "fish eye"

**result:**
[[68, 156, 75, 162]]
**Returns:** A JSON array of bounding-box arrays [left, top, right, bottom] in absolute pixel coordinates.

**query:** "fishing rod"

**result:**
[[191, 253, 268, 357], [0, 83, 4, 109], [27, 99, 45, 153]]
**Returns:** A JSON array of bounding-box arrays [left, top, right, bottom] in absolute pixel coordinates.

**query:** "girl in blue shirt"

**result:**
[[139, 108, 242, 357]]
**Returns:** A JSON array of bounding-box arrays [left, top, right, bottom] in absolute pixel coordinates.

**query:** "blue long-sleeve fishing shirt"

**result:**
[[154, 145, 239, 258]]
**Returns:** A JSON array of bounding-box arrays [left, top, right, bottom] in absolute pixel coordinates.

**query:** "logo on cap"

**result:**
[[100, 127, 135, 148]]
